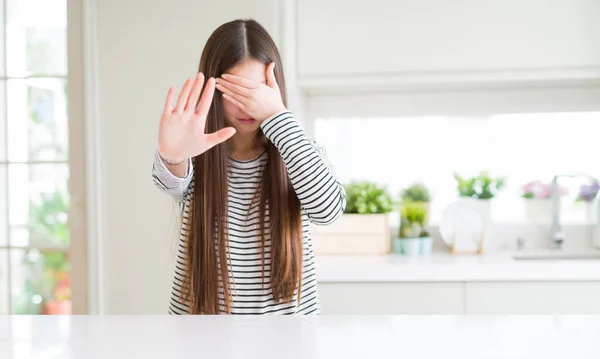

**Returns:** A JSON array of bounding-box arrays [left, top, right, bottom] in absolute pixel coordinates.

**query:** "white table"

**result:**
[[1, 315, 600, 358]]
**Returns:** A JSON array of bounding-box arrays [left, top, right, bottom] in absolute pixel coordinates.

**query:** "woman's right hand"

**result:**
[[158, 73, 236, 163]]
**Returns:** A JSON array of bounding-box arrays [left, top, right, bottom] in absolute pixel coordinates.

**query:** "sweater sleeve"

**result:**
[[151, 148, 194, 201], [261, 110, 346, 225]]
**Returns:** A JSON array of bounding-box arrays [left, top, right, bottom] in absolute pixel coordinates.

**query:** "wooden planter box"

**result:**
[[309, 214, 391, 255]]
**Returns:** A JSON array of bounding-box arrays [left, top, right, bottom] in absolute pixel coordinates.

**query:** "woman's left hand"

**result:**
[[215, 62, 287, 122]]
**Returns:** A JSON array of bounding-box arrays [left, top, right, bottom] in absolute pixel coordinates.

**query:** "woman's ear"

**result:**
[[266, 62, 278, 89]]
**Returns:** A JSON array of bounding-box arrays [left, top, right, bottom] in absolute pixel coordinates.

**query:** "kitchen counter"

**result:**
[[316, 253, 600, 282], [2, 315, 599, 358]]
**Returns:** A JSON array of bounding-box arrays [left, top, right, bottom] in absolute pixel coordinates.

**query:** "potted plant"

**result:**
[[15, 191, 72, 315], [43, 270, 72, 315], [393, 202, 432, 256], [310, 181, 394, 255], [454, 171, 505, 220], [41, 250, 71, 315], [16, 249, 72, 315], [521, 180, 567, 223], [575, 178, 599, 223], [401, 182, 431, 203], [400, 182, 431, 224]]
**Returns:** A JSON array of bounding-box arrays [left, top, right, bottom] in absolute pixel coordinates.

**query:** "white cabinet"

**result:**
[[317, 282, 464, 314], [318, 281, 600, 314], [465, 282, 600, 314], [296, 0, 600, 88]]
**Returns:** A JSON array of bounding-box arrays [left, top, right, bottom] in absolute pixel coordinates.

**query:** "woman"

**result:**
[[152, 19, 346, 315]]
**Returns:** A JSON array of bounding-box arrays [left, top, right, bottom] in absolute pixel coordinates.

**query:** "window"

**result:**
[[314, 111, 600, 224], [0, 0, 70, 314]]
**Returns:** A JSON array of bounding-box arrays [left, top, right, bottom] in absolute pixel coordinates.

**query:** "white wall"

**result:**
[[95, 0, 279, 314]]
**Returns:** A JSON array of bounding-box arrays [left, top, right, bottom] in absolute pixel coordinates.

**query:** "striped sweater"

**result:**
[[152, 111, 346, 314]]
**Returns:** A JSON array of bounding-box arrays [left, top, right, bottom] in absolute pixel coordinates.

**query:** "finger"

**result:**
[[220, 73, 258, 89], [205, 127, 237, 147], [163, 86, 174, 114], [215, 78, 252, 97], [196, 77, 216, 118], [222, 93, 246, 111], [216, 84, 249, 106], [266, 62, 277, 88], [185, 73, 205, 112], [175, 78, 194, 113]]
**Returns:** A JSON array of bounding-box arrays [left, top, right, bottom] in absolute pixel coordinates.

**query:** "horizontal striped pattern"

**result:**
[[152, 111, 346, 315]]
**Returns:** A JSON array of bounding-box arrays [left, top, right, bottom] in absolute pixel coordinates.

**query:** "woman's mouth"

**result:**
[[238, 118, 256, 124]]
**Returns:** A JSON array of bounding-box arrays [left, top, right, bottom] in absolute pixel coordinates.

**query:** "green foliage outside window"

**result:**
[[15, 191, 70, 314]]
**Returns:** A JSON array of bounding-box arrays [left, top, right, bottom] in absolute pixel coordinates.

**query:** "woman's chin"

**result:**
[[233, 119, 261, 133]]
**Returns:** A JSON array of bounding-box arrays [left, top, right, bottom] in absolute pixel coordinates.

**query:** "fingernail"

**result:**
[[222, 74, 230, 78]]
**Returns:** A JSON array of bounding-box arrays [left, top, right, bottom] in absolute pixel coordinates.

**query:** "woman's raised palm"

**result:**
[[158, 73, 236, 162]]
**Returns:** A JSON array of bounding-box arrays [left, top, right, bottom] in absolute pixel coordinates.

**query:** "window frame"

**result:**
[[0, 0, 89, 314], [309, 112, 600, 227]]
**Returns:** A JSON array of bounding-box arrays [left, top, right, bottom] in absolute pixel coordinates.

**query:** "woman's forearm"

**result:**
[[261, 111, 346, 225], [152, 149, 194, 200], [162, 157, 189, 178]]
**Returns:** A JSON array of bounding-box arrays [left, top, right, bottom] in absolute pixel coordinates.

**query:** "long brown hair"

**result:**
[[183, 19, 303, 314]]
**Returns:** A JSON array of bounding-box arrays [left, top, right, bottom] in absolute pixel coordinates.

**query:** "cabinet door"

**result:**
[[297, 0, 600, 78], [465, 282, 600, 314], [318, 282, 464, 314]]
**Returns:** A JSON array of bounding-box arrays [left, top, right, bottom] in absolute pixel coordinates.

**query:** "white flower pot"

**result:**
[[584, 201, 595, 224], [594, 200, 600, 249], [310, 213, 391, 255], [458, 197, 491, 223], [525, 199, 552, 223]]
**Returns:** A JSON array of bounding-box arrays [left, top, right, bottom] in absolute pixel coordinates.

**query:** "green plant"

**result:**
[[400, 182, 431, 203], [17, 190, 71, 314], [21, 250, 70, 296], [29, 190, 70, 300], [399, 202, 429, 238], [29, 191, 69, 246], [344, 181, 394, 214], [454, 171, 506, 200]]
